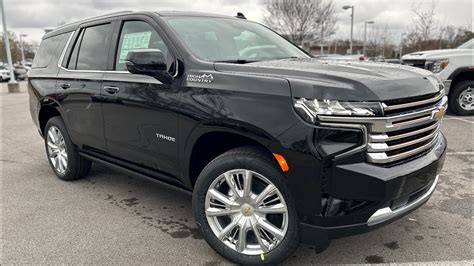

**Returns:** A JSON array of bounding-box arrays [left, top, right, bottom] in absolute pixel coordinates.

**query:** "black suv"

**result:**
[[29, 11, 447, 264]]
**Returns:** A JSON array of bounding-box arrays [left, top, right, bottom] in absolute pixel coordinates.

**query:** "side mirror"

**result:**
[[125, 49, 173, 84]]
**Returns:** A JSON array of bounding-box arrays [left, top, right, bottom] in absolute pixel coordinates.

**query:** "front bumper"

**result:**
[[367, 174, 438, 226], [299, 133, 446, 246], [441, 79, 452, 94], [300, 174, 435, 244]]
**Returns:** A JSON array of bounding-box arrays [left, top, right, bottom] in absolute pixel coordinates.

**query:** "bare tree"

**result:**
[[442, 25, 457, 48], [316, 1, 337, 44], [364, 24, 394, 58], [264, 0, 337, 47], [410, 0, 437, 42]]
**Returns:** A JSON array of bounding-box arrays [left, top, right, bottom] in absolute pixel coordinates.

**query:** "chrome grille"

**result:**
[[402, 59, 426, 69], [382, 91, 444, 112], [318, 91, 447, 165], [367, 92, 446, 164]]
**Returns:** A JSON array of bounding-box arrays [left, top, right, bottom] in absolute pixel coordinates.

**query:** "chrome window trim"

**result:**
[[56, 30, 127, 74], [57, 30, 75, 69], [56, 28, 180, 77]]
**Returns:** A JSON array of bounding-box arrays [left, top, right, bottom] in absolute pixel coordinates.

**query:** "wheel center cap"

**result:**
[[241, 204, 253, 216]]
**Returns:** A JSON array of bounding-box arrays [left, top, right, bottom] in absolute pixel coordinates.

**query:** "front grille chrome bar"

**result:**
[[367, 133, 441, 163], [369, 121, 441, 142], [368, 129, 439, 152], [382, 90, 444, 111], [318, 96, 447, 133]]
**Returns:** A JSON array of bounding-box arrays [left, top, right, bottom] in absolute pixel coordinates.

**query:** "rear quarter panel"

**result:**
[[28, 32, 72, 134]]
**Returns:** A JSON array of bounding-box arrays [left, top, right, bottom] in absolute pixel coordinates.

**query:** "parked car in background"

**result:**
[[13, 65, 29, 80], [0, 65, 11, 82], [385, 58, 401, 64], [402, 39, 474, 115], [24, 60, 33, 68]]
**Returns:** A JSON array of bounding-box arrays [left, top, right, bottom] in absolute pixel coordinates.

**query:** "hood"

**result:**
[[402, 48, 472, 60], [214, 58, 439, 101]]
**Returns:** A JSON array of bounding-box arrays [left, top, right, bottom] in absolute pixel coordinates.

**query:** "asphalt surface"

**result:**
[[1, 81, 473, 264]]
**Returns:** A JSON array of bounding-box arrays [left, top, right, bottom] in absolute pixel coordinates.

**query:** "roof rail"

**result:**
[[54, 11, 133, 31]]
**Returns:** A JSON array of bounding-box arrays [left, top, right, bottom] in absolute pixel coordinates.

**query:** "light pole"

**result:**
[[315, 19, 325, 55], [19, 34, 27, 65], [342, 5, 354, 54], [363, 21, 374, 56], [399, 33, 406, 59], [320, 24, 324, 55], [1, 0, 19, 92], [381, 37, 386, 58]]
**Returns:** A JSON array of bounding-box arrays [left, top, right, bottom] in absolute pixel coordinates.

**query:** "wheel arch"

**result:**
[[38, 100, 64, 136], [448, 67, 474, 95], [183, 121, 281, 188]]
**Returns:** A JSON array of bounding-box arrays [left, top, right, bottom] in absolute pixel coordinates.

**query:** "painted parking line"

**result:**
[[443, 116, 474, 124], [446, 152, 474, 155]]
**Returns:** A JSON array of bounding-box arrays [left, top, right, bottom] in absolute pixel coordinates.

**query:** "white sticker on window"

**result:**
[[118, 31, 152, 64]]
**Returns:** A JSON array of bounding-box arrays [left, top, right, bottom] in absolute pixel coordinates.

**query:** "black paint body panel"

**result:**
[[28, 11, 447, 246]]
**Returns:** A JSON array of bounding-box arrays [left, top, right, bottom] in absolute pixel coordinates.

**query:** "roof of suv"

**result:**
[[155, 11, 236, 18], [43, 11, 239, 40]]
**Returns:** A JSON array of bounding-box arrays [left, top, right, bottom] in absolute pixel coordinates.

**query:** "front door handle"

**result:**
[[59, 82, 71, 90], [103, 86, 120, 94]]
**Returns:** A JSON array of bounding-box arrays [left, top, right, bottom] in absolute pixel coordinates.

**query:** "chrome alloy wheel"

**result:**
[[46, 126, 68, 175], [205, 169, 288, 255], [459, 86, 474, 111]]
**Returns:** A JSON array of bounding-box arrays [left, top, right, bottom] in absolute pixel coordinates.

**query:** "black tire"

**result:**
[[44, 116, 91, 181], [449, 80, 474, 115], [193, 146, 299, 265]]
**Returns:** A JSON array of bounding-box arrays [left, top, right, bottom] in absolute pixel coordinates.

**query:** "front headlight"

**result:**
[[294, 98, 383, 123], [428, 59, 449, 73]]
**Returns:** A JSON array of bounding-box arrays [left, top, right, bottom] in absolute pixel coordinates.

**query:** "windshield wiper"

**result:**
[[215, 56, 301, 64], [214, 59, 258, 64], [272, 56, 299, 60]]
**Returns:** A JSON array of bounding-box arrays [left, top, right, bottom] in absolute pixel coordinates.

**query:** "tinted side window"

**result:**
[[76, 23, 112, 70], [115, 21, 169, 71], [66, 29, 84, 69], [32, 34, 65, 68]]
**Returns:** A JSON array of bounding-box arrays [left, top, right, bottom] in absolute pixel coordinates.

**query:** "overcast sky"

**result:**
[[1, 0, 473, 45]]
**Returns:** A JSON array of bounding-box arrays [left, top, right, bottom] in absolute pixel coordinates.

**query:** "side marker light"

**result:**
[[272, 153, 289, 172]]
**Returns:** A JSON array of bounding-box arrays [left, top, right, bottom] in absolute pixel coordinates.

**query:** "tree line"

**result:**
[[264, 0, 473, 57], [0, 31, 37, 64], [1, 0, 472, 62]]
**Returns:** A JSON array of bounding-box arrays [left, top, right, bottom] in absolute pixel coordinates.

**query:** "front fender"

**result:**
[[180, 118, 278, 185]]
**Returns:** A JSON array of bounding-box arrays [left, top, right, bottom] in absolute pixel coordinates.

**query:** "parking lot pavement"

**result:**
[[1, 82, 473, 264]]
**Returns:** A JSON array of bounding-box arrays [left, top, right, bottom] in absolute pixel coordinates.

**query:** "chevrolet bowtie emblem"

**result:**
[[432, 107, 446, 120], [241, 206, 253, 216]]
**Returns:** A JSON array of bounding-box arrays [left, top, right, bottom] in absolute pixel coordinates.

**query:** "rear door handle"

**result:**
[[59, 82, 71, 89], [103, 86, 120, 94]]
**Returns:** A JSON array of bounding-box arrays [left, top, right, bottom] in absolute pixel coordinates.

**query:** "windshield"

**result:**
[[164, 17, 309, 62], [458, 39, 474, 49]]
